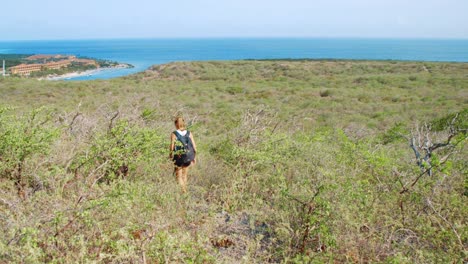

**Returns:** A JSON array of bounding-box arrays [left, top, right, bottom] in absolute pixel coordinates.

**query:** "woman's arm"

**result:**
[[189, 132, 197, 164], [189, 132, 197, 153], [169, 133, 176, 159]]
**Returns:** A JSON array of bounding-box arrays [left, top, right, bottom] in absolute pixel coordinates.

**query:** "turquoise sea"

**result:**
[[0, 38, 467, 80]]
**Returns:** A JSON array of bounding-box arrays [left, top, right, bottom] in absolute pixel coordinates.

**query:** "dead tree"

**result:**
[[412, 113, 464, 175], [401, 112, 466, 194]]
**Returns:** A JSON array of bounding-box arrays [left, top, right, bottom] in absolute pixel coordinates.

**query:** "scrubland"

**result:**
[[0, 60, 466, 263]]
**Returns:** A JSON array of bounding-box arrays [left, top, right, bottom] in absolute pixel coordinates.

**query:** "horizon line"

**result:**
[[1, 36, 468, 42]]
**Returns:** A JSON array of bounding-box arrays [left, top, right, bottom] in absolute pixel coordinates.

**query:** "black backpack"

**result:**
[[173, 130, 195, 166]]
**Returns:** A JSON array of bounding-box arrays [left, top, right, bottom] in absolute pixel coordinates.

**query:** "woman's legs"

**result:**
[[182, 166, 189, 187], [175, 166, 189, 193]]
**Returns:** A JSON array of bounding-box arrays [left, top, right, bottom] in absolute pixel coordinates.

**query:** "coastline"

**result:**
[[39, 68, 101, 81], [38, 64, 132, 81], [3, 39, 468, 80]]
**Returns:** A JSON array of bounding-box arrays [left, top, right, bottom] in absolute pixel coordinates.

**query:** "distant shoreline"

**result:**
[[38, 64, 131, 81], [3, 38, 467, 80], [39, 68, 102, 81]]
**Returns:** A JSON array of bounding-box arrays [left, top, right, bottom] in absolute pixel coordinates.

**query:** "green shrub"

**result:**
[[0, 107, 59, 185], [319, 89, 332, 97], [71, 119, 165, 182]]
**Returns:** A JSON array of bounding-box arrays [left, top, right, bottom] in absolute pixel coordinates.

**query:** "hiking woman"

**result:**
[[169, 116, 197, 193]]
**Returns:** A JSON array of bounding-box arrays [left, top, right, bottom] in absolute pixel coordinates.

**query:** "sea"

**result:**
[[0, 38, 467, 81]]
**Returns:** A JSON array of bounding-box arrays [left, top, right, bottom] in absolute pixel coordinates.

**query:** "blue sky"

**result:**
[[2, 0, 467, 40]]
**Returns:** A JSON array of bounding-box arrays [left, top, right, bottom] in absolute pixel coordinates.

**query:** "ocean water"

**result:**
[[0, 38, 467, 80]]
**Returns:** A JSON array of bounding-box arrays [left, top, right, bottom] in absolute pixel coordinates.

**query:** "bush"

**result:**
[[319, 89, 332, 97], [71, 119, 166, 182], [0, 107, 59, 196]]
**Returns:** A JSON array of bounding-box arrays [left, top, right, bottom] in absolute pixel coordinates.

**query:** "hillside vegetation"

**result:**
[[0, 60, 466, 263]]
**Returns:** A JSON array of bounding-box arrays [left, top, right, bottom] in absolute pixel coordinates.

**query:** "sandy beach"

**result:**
[[39, 64, 131, 81], [40, 69, 102, 81]]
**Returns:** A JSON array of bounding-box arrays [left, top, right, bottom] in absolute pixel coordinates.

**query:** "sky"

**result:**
[[1, 0, 468, 40]]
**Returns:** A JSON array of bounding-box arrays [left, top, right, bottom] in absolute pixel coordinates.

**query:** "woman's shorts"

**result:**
[[174, 160, 192, 168]]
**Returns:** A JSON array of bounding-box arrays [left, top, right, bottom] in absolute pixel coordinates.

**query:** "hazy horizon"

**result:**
[[2, 36, 468, 42]]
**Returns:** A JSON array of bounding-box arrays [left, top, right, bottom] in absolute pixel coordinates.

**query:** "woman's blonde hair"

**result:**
[[174, 116, 186, 130]]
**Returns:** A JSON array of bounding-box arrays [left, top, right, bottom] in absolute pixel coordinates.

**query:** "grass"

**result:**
[[0, 60, 466, 263]]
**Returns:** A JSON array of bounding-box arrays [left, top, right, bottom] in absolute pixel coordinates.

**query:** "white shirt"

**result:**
[[176, 129, 187, 136]]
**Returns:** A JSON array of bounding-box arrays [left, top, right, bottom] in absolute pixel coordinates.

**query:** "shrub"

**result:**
[[71, 119, 166, 182], [319, 89, 332, 97], [0, 107, 59, 196]]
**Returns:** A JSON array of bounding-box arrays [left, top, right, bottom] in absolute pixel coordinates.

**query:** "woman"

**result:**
[[169, 116, 197, 193]]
